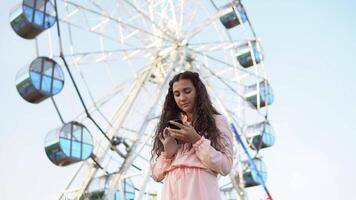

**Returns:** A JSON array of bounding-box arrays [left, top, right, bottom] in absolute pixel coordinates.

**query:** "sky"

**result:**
[[1, 0, 356, 200]]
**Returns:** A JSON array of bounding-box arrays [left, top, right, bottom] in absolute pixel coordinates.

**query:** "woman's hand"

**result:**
[[159, 127, 179, 158], [167, 121, 201, 144]]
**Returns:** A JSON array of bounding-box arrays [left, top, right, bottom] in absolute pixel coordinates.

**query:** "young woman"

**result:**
[[151, 71, 234, 200]]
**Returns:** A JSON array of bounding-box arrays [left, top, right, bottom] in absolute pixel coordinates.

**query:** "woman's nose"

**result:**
[[179, 94, 187, 101]]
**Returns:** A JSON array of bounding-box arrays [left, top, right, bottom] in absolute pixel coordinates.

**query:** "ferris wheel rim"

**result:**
[[15, 0, 274, 199]]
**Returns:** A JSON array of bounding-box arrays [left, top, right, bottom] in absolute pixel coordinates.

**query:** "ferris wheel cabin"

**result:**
[[15, 57, 64, 103], [244, 80, 274, 109], [219, 3, 248, 29], [82, 176, 136, 200], [236, 40, 263, 68], [9, 0, 56, 39], [246, 121, 275, 151], [44, 121, 93, 166], [236, 158, 268, 188]]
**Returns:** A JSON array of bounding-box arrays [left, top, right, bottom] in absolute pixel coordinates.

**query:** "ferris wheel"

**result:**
[[9, 0, 276, 199]]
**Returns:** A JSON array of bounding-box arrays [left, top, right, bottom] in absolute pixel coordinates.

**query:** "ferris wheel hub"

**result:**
[[178, 39, 188, 47]]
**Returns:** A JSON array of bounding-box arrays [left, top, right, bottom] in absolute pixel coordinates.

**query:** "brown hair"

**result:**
[[151, 71, 224, 160]]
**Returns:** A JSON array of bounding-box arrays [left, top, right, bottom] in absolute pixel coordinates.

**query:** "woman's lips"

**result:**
[[181, 103, 189, 107]]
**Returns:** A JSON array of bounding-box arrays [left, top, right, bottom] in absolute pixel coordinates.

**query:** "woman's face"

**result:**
[[172, 79, 196, 114]]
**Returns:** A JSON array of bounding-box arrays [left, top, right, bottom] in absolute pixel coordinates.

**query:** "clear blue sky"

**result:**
[[0, 0, 355, 199]]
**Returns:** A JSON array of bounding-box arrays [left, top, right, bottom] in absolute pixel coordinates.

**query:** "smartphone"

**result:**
[[168, 119, 183, 129], [167, 119, 185, 144]]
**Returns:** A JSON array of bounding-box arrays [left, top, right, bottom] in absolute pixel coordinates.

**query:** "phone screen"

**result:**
[[168, 119, 182, 129], [167, 119, 185, 144]]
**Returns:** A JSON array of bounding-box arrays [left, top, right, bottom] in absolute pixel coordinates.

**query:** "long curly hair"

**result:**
[[151, 71, 224, 160]]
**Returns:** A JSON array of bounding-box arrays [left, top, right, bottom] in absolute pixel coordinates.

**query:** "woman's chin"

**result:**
[[182, 108, 193, 114], [179, 108, 188, 113]]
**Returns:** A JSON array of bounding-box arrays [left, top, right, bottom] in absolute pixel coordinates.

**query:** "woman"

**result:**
[[151, 71, 234, 200]]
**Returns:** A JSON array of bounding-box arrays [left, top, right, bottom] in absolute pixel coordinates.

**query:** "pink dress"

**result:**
[[151, 114, 234, 200]]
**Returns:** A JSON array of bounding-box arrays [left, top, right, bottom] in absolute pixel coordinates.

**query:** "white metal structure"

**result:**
[[30, 0, 272, 199]]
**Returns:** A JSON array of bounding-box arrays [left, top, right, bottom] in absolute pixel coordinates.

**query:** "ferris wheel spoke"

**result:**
[[88, 0, 164, 46], [199, 63, 268, 119], [60, 18, 120, 44], [58, 38, 166, 67], [72, 63, 156, 129], [196, 58, 268, 118], [182, 0, 222, 40], [179, 2, 200, 37], [72, 82, 128, 123], [118, 0, 179, 42], [59, 47, 153, 57], [189, 40, 248, 52], [59, 0, 176, 44], [177, 0, 185, 32], [190, 48, 265, 80], [59, 16, 152, 53], [52, 44, 167, 65], [190, 39, 248, 45], [87, 0, 147, 43], [186, 12, 221, 40], [167, 0, 178, 27], [137, 0, 180, 40]]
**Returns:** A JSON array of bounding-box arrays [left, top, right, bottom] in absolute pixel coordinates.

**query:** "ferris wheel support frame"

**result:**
[[57, 68, 149, 199], [70, 68, 153, 200], [105, 49, 187, 200]]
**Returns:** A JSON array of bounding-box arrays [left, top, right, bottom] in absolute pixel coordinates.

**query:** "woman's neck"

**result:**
[[186, 112, 193, 122]]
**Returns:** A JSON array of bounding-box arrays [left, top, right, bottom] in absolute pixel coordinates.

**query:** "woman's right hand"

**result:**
[[159, 127, 179, 158]]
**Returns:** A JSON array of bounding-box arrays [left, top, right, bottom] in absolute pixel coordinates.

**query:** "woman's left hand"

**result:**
[[167, 121, 201, 144]]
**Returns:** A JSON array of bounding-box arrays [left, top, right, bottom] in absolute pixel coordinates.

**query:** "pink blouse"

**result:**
[[152, 114, 234, 182]]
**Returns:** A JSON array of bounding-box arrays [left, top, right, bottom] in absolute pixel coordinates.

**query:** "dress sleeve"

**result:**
[[151, 152, 173, 182], [193, 115, 234, 176]]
